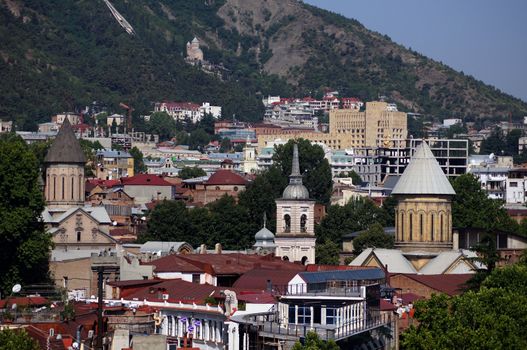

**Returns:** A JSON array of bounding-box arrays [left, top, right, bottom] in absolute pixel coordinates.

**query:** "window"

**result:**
[[76, 232, 81, 242], [440, 215, 444, 241], [192, 274, 200, 284], [71, 177, 74, 200], [62, 177, 65, 199], [420, 214, 424, 240], [325, 307, 339, 325], [431, 215, 434, 241], [510, 182, 518, 187], [300, 214, 307, 232], [297, 306, 311, 324], [233, 186, 238, 192], [284, 214, 291, 233], [400, 212, 404, 241], [409, 213, 413, 240]]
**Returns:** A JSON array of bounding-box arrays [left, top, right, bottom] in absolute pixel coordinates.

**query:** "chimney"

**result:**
[[200, 244, 207, 254], [215, 243, 222, 254]]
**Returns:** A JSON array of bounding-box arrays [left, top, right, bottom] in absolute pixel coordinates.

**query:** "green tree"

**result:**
[[272, 139, 332, 205], [316, 198, 389, 246], [79, 139, 104, 177], [451, 174, 517, 233], [197, 113, 216, 135], [315, 239, 340, 265], [381, 195, 397, 226], [505, 129, 523, 155], [401, 265, 527, 350], [353, 223, 394, 254], [0, 328, 40, 350], [0, 135, 52, 294], [189, 128, 211, 150], [292, 331, 339, 350], [479, 127, 506, 155], [129, 146, 146, 174], [141, 200, 190, 243], [148, 112, 176, 141], [219, 138, 232, 153], [179, 166, 207, 180]]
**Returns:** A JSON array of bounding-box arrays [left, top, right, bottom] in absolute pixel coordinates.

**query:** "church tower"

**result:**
[[243, 136, 258, 174], [44, 118, 86, 208], [392, 141, 456, 252], [274, 144, 316, 265]]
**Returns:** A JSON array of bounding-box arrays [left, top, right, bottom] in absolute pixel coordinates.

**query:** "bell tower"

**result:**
[[274, 144, 316, 265]]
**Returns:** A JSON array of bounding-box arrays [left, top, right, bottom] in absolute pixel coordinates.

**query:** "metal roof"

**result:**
[[44, 118, 86, 164], [392, 142, 455, 196], [298, 268, 385, 284], [350, 248, 417, 274]]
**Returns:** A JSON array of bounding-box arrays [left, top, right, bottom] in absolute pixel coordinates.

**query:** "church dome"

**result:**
[[281, 144, 310, 200], [254, 227, 276, 248], [282, 183, 310, 200]]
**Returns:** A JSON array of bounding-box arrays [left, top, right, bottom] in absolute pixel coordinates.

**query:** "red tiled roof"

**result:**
[[380, 299, 397, 311], [232, 268, 301, 290], [397, 292, 424, 304], [124, 279, 222, 304], [121, 174, 172, 186], [206, 170, 247, 186], [391, 273, 472, 296], [0, 296, 49, 308], [147, 255, 205, 273]]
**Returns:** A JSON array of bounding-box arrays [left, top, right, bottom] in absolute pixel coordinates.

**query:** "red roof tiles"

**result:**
[[206, 170, 248, 186]]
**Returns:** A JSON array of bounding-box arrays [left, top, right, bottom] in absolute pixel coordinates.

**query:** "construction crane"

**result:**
[[119, 102, 134, 134]]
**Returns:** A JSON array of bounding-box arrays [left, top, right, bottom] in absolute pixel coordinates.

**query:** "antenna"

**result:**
[[263, 212, 267, 228]]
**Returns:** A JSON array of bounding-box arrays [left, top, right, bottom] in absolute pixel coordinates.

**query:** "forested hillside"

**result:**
[[1, 0, 526, 130]]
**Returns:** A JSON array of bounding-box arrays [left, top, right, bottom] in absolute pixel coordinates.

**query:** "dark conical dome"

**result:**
[[44, 118, 86, 164]]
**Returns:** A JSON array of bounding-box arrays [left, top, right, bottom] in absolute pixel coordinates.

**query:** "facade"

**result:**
[[120, 174, 174, 205], [242, 138, 258, 174], [392, 142, 456, 252], [274, 144, 316, 264], [154, 101, 221, 123], [44, 119, 86, 208], [52, 113, 81, 125], [0, 119, 13, 133], [507, 168, 527, 204], [96, 149, 134, 180], [258, 101, 407, 151]]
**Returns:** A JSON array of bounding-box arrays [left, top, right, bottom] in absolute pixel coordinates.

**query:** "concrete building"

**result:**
[[258, 101, 407, 150], [392, 142, 456, 252], [274, 144, 316, 265], [96, 149, 134, 180]]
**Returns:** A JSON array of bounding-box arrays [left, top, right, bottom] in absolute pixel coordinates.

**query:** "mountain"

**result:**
[[1, 0, 526, 129]]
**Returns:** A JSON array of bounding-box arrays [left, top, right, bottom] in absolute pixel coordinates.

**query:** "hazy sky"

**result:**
[[304, 0, 527, 103]]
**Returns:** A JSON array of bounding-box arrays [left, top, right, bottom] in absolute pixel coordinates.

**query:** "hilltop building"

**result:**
[[274, 144, 316, 264], [186, 37, 204, 61]]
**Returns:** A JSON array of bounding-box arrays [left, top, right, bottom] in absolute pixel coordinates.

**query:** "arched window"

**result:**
[[71, 176, 74, 200], [53, 177, 56, 200], [420, 214, 424, 240], [61, 176, 65, 200], [300, 214, 307, 233], [409, 213, 413, 241], [431, 214, 435, 241], [400, 212, 404, 241], [282, 256, 289, 261], [440, 215, 444, 241], [301, 256, 308, 265], [284, 214, 291, 233]]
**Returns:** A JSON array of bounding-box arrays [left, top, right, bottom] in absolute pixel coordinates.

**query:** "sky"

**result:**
[[304, 0, 527, 103]]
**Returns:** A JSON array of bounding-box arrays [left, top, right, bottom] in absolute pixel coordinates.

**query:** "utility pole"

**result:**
[[96, 266, 104, 350]]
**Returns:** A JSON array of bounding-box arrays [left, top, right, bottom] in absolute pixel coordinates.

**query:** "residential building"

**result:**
[[258, 101, 407, 151], [154, 101, 221, 123], [183, 168, 248, 205], [52, 112, 81, 125], [107, 113, 125, 126], [506, 167, 527, 204], [96, 149, 134, 180], [120, 174, 174, 205]]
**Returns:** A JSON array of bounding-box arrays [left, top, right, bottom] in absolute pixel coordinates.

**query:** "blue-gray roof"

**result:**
[[298, 268, 385, 284], [96, 149, 132, 158]]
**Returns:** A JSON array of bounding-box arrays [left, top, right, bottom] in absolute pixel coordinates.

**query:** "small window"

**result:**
[[233, 186, 238, 192], [284, 214, 291, 233], [510, 182, 518, 187], [76, 232, 81, 242]]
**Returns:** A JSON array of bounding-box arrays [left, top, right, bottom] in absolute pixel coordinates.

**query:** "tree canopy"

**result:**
[[178, 166, 207, 180], [292, 331, 339, 350], [0, 134, 52, 294], [129, 146, 146, 174], [272, 139, 333, 205], [401, 264, 527, 350], [451, 173, 518, 233], [0, 328, 40, 350], [353, 223, 394, 254]]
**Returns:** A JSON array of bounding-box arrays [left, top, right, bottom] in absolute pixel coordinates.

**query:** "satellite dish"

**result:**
[[72, 342, 79, 349], [12, 284, 21, 294], [11, 303, 17, 310]]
